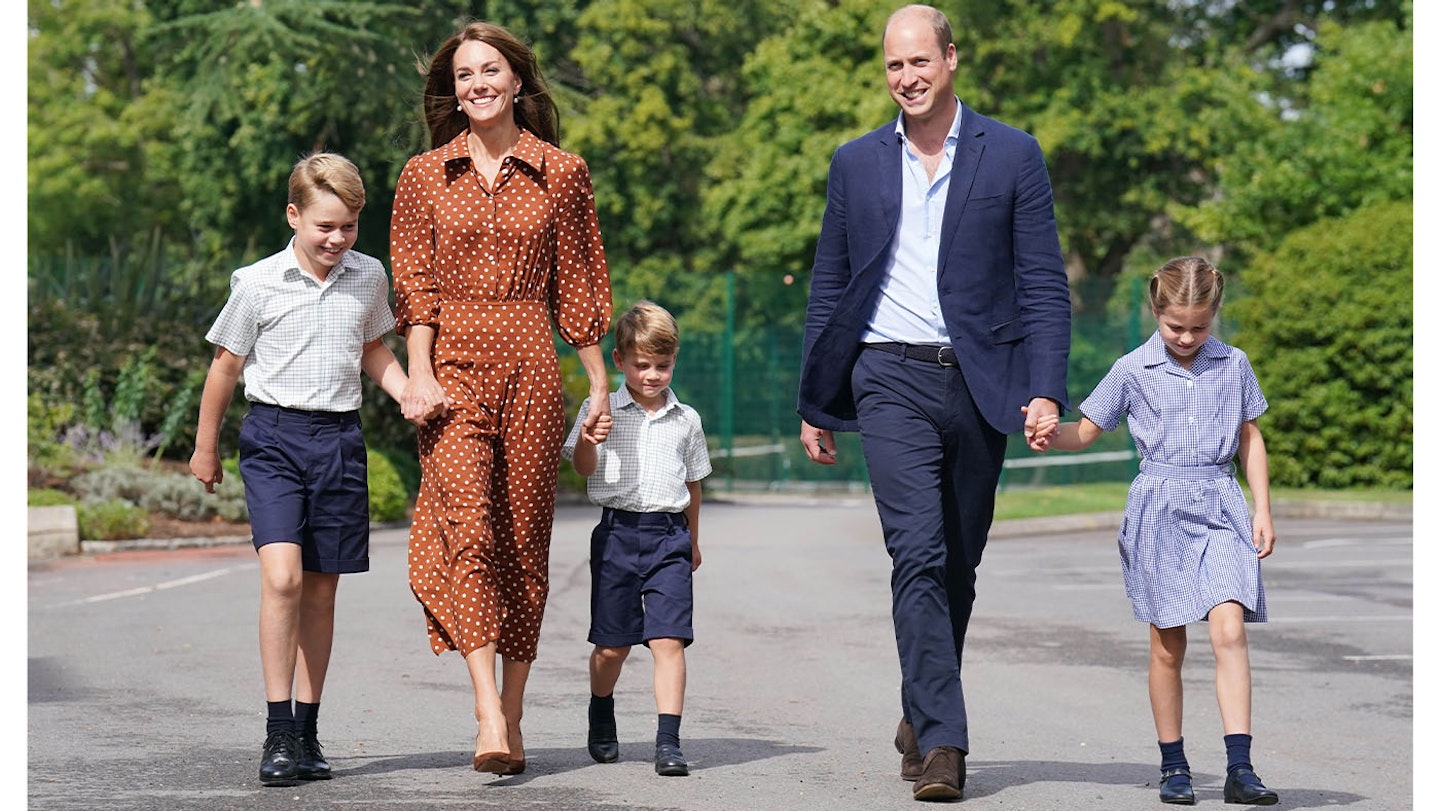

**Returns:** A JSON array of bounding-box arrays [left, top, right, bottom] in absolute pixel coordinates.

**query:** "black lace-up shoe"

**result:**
[[295, 731, 332, 780], [259, 730, 300, 787]]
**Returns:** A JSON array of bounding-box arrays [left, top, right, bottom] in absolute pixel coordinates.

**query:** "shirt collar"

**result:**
[[282, 237, 352, 282], [893, 97, 963, 145], [614, 384, 679, 415], [1139, 331, 1230, 368], [436, 127, 547, 174]]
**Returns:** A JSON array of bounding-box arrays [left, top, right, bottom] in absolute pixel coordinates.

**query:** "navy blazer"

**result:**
[[798, 105, 1071, 435]]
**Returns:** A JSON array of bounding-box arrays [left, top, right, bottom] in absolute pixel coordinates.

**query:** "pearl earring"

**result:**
[[456, 103, 462, 111]]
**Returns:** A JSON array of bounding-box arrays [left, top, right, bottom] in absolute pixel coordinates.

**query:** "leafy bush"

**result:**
[[367, 448, 409, 523], [27, 393, 76, 485], [1230, 201, 1411, 488], [28, 488, 76, 507], [77, 497, 152, 541]]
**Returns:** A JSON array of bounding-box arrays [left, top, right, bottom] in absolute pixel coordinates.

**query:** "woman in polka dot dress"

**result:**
[[391, 22, 612, 776]]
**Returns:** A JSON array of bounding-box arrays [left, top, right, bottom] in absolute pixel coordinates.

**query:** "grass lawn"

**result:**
[[992, 482, 1411, 522]]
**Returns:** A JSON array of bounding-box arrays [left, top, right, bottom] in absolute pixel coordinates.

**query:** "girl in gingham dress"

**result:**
[[1029, 257, 1280, 806]]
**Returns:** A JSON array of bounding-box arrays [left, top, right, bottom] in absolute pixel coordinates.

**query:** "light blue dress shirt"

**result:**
[[860, 100, 964, 346]]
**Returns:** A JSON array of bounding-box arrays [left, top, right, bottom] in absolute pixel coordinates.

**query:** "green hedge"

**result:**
[[1230, 200, 1412, 488]]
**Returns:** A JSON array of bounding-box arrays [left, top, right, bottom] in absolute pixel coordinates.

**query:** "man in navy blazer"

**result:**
[[798, 5, 1070, 801]]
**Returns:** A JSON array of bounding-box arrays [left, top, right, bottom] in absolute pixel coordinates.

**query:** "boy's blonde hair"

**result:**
[[614, 300, 679, 359], [289, 152, 366, 213], [1149, 256, 1225, 315]]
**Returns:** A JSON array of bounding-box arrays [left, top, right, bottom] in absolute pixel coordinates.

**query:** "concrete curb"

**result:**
[[52, 498, 1410, 560]]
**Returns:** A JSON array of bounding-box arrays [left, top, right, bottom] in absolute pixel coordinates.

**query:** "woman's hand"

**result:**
[[401, 369, 448, 427]]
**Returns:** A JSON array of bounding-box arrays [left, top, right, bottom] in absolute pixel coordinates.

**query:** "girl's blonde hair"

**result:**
[[1149, 256, 1225, 315], [289, 152, 365, 213], [614, 300, 679, 359]]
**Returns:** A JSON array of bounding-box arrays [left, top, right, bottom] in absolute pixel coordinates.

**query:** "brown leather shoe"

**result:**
[[912, 746, 964, 801], [894, 718, 923, 781]]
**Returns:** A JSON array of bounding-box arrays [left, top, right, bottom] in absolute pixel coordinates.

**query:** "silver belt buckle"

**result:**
[[937, 346, 957, 367]]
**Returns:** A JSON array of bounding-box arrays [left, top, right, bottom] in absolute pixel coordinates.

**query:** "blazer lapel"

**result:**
[[937, 106, 985, 274]]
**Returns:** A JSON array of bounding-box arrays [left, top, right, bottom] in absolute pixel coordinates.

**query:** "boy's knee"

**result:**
[[594, 645, 631, 664], [648, 637, 685, 657]]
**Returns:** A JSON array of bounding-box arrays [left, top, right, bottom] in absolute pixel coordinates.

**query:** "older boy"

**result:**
[[190, 152, 418, 787], [562, 300, 712, 777]]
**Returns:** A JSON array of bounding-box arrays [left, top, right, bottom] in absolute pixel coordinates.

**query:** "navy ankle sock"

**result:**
[[266, 700, 294, 735], [1224, 733, 1254, 774], [656, 713, 681, 749], [1158, 738, 1188, 772], [589, 694, 616, 731], [294, 701, 319, 735]]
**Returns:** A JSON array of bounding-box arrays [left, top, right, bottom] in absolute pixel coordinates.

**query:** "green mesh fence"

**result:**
[[579, 276, 1152, 493]]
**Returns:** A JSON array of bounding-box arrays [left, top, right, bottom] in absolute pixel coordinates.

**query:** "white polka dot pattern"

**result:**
[[391, 129, 612, 662]]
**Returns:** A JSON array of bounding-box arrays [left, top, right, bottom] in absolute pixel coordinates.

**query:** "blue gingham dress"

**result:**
[[1081, 332, 1269, 628]]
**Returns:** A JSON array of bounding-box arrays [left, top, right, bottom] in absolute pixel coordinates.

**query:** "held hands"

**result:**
[[581, 390, 611, 444], [583, 412, 613, 445], [401, 371, 449, 427], [1021, 400, 1061, 452]]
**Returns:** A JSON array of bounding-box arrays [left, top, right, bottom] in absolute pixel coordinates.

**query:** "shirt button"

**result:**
[[1186, 381, 1194, 388]]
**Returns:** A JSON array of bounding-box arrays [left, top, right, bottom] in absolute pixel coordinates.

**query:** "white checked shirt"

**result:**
[[206, 239, 397, 411], [562, 386, 712, 513]]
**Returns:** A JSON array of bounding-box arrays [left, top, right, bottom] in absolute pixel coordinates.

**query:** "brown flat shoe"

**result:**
[[912, 746, 964, 802], [895, 718, 923, 782], [500, 758, 526, 775]]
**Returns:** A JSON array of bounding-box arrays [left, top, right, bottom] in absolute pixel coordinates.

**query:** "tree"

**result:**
[[1176, 11, 1412, 252], [1229, 201, 1411, 488]]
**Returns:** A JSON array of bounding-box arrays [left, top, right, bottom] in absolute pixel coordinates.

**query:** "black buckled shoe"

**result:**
[[587, 720, 620, 763], [654, 743, 689, 776], [1159, 767, 1196, 805], [259, 729, 300, 787], [295, 730, 332, 780], [1224, 766, 1279, 805]]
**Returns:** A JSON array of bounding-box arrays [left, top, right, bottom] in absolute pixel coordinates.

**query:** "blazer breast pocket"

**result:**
[[965, 193, 1006, 211]]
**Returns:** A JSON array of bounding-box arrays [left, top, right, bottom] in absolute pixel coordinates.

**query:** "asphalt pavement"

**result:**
[[27, 498, 1414, 810]]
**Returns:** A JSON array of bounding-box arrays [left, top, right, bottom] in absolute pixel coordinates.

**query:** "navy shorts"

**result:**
[[588, 508, 694, 647], [238, 403, 370, 574]]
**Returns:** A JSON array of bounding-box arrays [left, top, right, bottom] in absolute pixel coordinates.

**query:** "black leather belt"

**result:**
[[864, 342, 958, 368]]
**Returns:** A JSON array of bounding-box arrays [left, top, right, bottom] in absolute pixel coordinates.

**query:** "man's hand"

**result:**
[[801, 420, 836, 465]]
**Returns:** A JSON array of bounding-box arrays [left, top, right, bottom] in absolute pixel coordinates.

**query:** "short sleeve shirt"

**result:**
[[562, 386, 712, 513], [1080, 332, 1267, 467], [206, 240, 396, 411]]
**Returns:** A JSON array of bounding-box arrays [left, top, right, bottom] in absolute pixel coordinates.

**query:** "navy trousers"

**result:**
[[852, 347, 1007, 755]]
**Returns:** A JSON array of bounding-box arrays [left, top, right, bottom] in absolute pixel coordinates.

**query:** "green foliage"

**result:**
[[367, 448, 410, 523], [1178, 12, 1413, 252], [1230, 201, 1411, 488], [77, 498, 152, 541], [28, 489, 77, 508], [27, 393, 76, 482]]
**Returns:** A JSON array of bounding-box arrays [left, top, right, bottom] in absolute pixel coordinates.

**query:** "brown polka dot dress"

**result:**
[[391, 129, 611, 662]]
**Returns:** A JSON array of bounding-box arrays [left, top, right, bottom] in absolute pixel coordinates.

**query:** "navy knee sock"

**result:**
[[1224, 733, 1254, 774], [294, 701, 320, 736], [1159, 738, 1190, 784], [266, 700, 294, 735], [656, 713, 681, 749], [589, 694, 616, 732]]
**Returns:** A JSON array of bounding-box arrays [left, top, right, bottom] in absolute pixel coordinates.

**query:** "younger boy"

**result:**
[[562, 300, 712, 777], [190, 152, 415, 787]]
